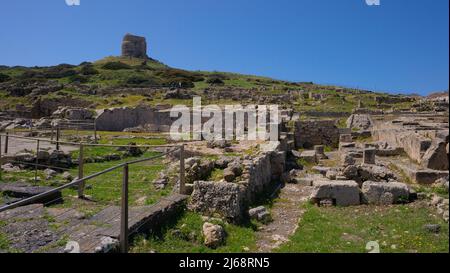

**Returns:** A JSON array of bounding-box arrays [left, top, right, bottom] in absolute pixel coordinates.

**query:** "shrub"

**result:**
[[19, 70, 44, 79], [0, 73, 11, 83], [162, 78, 195, 89], [69, 74, 89, 83], [102, 62, 132, 70], [41, 64, 78, 78], [80, 65, 99, 75], [123, 75, 162, 87], [206, 76, 224, 85], [156, 69, 204, 82]]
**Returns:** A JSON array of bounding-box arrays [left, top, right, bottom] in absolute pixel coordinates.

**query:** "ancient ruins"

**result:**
[[0, 34, 448, 253]]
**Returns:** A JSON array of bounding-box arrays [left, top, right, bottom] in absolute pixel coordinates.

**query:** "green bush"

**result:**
[[69, 74, 90, 83], [156, 68, 204, 82], [124, 75, 162, 86], [206, 76, 224, 85], [102, 61, 132, 70], [80, 65, 99, 75], [40, 64, 78, 78], [162, 78, 195, 89], [0, 73, 11, 83]]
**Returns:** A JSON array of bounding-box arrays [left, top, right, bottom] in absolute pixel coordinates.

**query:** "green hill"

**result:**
[[0, 56, 417, 115]]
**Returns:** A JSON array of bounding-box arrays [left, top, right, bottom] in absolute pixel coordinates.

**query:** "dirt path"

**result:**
[[2, 135, 77, 156], [255, 183, 313, 252]]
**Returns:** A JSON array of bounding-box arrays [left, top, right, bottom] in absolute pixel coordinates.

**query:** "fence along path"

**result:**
[[0, 134, 187, 253]]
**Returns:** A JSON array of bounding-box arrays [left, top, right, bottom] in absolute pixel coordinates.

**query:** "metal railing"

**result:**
[[0, 134, 187, 253]]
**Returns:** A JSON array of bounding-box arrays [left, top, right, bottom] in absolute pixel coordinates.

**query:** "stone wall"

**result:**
[[294, 120, 340, 149], [95, 105, 172, 132], [31, 97, 92, 118], [188, 142, 286, 223], [372, 116, 449, 170]]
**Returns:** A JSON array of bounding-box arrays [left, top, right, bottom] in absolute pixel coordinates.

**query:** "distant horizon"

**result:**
[[0, 0, 448, 96]]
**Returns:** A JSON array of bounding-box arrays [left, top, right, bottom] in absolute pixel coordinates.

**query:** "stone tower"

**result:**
[[121, 33, 148, 59]]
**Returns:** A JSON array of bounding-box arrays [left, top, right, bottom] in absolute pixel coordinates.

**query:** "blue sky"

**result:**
[[0, 0, 448, 95]]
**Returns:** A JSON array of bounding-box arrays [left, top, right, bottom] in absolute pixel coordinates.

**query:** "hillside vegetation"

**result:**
[[0, 56, 416, 114]]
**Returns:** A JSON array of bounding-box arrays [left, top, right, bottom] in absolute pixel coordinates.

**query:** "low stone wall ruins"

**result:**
[[294, 120, 340, 149], [188, 142, 286, 223], [372, 116, 449, 171], [95, 105, 173, 132]]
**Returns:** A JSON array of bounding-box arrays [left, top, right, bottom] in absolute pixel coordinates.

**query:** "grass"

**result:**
[[131, 211, 257, 253], [1, 150, 171, 216], [275, 203, 449, 253], [209, 168, 224, 181], [0, 232, 11, 251], [63, 151, 168, 206]]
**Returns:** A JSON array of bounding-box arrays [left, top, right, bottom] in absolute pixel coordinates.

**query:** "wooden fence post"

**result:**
[[4, 132, 8, 154], [120, 164, 129, 253], [77, 144, 85, 198], [179, 144, 186, 194], [94, 122, 98, 144], [35, 140, 40, 183], [56, 126, 60, 151], [0, 135, 3, 180]]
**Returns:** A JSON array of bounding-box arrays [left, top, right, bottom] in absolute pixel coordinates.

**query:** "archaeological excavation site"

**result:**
[[0, 1, 448, 259]]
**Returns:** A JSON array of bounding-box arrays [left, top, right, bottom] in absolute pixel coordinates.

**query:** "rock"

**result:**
[[48, 150, 73, 169], [52, 107, 94, 120], [379, 192, 395, 205], [291, 150, 302, 159], [342, 164, 397, 184], [361, 181, 410, 205], [430, 195, 444, 206], [227, 161, 243, 176], [341, 153, 356, 166], [248, 206, 267, 220], [340, 134, 353, 143], [44, 168, 57, 180], [14, 152, 35, 163], [36, 151, 50, 161], [435, 176, 449, 192], [121, 33, 148, 59], [421, 140, 449, 171], [363, 148, 376, 165], [188, 181, 245, 222], [319, 198, 334, 207], [119, 142, 143, 157], [94, 236, 119, 253], [310, 180, 360, 206], [1, 163, 21, 172], [312, 166, 330, 175], [326, 170, 338, 180], [423, 224, 441, 234], [257, 211, 272, 224], [214, 156, 233, 169], [347, 114, 373, 130], [223, 169, 236, 182], [314, 145, 328, 160], [207, 139, 231, 149], [299, 150, 317, 164], [202, 222, 225, 249]]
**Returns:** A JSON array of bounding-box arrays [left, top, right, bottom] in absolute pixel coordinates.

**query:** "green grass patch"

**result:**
[[276, 203, 449, 253], [131, 211, 257, 253]]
